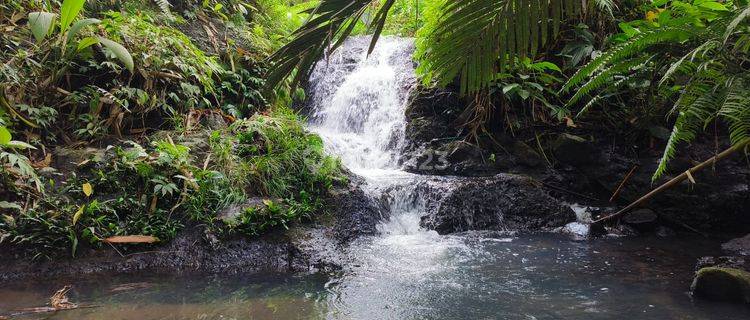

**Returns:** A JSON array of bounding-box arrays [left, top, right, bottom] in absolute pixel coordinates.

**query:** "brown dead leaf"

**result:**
[[33, 153, 52, 169], [51, 285, 77, 310], [103, 235, 159, 244]]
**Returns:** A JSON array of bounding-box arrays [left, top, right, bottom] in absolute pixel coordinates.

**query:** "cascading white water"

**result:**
[[306, 37, 472, 318], [307, 37, 415, 172]]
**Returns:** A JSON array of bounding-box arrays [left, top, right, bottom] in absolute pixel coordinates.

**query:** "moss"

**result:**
[[691, 267, 750, 304]]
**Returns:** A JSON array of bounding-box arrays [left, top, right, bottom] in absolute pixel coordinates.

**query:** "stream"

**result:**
[[2, 37, 748, 319]]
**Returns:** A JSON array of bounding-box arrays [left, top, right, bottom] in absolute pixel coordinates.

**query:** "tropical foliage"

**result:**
[[564, 0, 750, 179]]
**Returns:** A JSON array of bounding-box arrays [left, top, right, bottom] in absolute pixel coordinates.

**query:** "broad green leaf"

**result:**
[[28, 12, 56, 42], [618, 22, 638, 38], [0, 126, 10, 145], [97, 37, 134, 72], [698, 2, 728, 11], [82, 182, 93, 197], [59, 0, 86, 34], [531, 62, 562, 73], [77, 36, 99, 51], [502, 83, 520, 94], [66, 18, 101, 45], [72, 205, 85, 225]]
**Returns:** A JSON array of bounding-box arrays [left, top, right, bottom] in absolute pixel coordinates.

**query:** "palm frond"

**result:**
[[267, 0, 584, 94]]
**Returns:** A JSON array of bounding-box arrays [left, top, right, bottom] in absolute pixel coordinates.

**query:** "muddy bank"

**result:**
[[0, 181, 382, 283]]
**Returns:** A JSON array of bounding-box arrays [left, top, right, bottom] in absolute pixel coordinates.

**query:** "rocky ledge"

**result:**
[[0, 181, 382, 283]]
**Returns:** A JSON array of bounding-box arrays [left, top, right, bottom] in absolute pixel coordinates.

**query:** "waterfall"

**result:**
[[307, 37, 415, 173], [306, 37, 471, 318], [306, 36, 436, 237]]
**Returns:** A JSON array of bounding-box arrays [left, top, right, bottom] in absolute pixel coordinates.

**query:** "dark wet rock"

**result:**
[[622, 209, 659, 232], [656, 226, 676, 238], [722, 234, 750, 256], [696, 256, 749, 271], [691, 267, 750, 303], [327, 182, 385, 243], [604, 224, 639, 237], [420, 174, 576, 234], [0, 226, 309, 283], [401, 85, 749, 234], [550, 133, 597, 166]]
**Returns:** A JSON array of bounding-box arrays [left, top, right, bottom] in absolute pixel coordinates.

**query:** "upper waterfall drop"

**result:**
[[306, 37, 416, 172]]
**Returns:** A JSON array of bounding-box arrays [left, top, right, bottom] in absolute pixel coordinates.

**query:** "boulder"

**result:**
[[622, 208, 659, 232], [691, 267, 750, 303], [420, 174, 576, 234], [550, 133, 597, 166]]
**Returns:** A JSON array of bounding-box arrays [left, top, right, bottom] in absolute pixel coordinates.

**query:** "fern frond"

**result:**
[[568, 55, 652, 107], [719, 81, 750, 145], [564, 26, 695, 93], [154, 0, 172, 17], [725, 5, 750, 43], [653, 111, 700, 180]]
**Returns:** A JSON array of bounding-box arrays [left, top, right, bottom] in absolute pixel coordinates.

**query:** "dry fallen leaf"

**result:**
[[103, 235, 159, 244]]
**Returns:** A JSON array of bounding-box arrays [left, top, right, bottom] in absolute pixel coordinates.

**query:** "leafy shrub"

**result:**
[[564, 1, 750, 179], [233, 107, 344, 199]]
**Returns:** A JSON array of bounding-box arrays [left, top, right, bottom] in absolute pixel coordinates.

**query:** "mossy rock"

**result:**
[[691, 267, 750, 303]]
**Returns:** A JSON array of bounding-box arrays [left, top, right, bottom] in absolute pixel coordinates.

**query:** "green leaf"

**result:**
[[72, 205, 85, 225], [531, 61, 562, 73], [698, 2, 728, 11], [77, 36, 99, 51], [97, 37, 134, 72], [28, 12, 56, 42], [6, 141, 37, 150], [60, 0, 86, 34], [503, 83, 520, 94], [618, 22, 638, 38], [0, 126, 10, 145], [66, 18, 101, 45]]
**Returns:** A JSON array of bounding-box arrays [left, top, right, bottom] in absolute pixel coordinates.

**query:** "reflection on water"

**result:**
[[2, 235, 748, 320]]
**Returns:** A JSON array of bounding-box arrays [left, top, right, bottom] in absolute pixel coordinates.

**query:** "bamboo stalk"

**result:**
[[591, 140, 750, 227], [609, 165, 638, 202]]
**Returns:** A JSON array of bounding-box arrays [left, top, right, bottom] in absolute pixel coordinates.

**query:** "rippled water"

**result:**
[[2, 235, 748, 319]]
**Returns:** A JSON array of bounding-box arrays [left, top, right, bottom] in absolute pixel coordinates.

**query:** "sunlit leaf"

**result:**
[[97, 37, 134, 72], [77, 36, 99, 51], [0, 126, 11, 145], [72, 205, 85, 225], [66, 18, 101, 45], [59, 0, 86, 34], [6, 141, 37, 150], [82, 182, 93, 197]]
